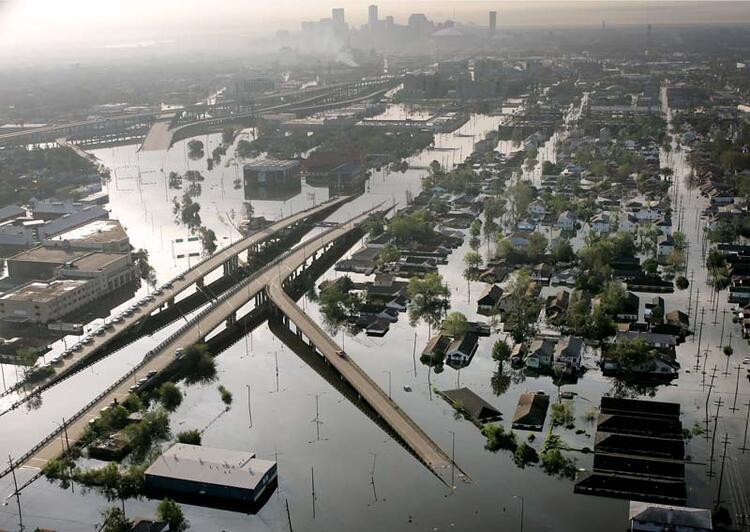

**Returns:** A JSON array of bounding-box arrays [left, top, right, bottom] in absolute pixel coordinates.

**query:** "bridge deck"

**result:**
[[4, 202, 459, 491], [265, 220, 456, 483], [1, 197, 347, 409], [140, 120, 174, 151]]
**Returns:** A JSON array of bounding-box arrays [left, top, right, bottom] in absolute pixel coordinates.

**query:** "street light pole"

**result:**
[[513, 495, 525, 532]]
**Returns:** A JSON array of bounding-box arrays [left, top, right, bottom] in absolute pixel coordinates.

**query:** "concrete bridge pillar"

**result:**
[[196, 277, 204, 288], [226, 312, 237, 327], [167, 297, 175, 307]]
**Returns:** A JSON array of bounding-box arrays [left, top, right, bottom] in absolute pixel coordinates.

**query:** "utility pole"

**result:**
[[275, 351, 280, 392], [449, 430, 456, 489], [707, 397, 723, 478], [286, 499, 293, 532], [62, 417, 70, 454], [731, 365, 742, 413], [8, 455, 23, 531], [715, 433, 730, 508], [246, 384, 253, 428], [311, 467, 316, 519], [694, 307, 705, 371], [412, 331, 418, 377], [740, 400, 750, 453], [717, 309, 728, 348], [705, 366, 718, 434]]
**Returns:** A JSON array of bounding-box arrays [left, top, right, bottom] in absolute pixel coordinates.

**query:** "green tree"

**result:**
[[527, 232, 548, 260], [157, 498, 189, 531], [198, 226, 217, 256], [158, 382, 183, 412], [180, 344, 217, 385], [222, 127, 235, 145], [376, 244, 401, 267], [508, 180, 535, 224], [504, 269, 541, 343], [443, 312, 469, 337], [407, 273, 450, 334], [550, 240, 576, 263], [134, 249, 157, 290], [99, 507, 132, 532], [492, 339, 511, 363]]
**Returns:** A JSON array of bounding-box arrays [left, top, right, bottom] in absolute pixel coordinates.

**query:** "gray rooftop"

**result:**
[[629, 501, 712, 530], [145, 443, 276, 491]]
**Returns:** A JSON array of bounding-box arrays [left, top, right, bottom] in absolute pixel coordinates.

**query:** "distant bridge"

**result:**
[[0, 78, 399, 149]]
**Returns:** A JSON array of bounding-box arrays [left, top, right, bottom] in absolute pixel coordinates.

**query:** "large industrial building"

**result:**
[[145, 444, 277, 505], [243, 158, 301, 188], [44, 219, 130, 253], [0, 280, 94, 324]]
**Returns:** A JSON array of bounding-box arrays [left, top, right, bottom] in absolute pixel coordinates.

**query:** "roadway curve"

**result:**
[[1, 197, 349, 411]]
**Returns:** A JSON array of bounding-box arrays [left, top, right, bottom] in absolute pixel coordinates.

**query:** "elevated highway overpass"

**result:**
[[1, 202, 462, 492]]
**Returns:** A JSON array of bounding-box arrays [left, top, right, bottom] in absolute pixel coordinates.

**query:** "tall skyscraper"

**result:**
[[332, 8, 345, 25], [368, 5, 378, 28], [489, 11, 497, 36]]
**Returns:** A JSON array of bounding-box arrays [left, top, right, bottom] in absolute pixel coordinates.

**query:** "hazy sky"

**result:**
[[1, 1, 749, 64]]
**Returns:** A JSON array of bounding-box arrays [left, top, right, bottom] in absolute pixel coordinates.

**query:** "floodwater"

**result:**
[[0, 99, 748, 531]]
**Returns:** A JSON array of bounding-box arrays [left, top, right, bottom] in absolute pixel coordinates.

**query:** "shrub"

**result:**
[[158, 498, 188, 532], [481, 423, 518, 453], [218, 385, 233, 406], [514, 442, 539, 468], [177, 430, 202, 446], [551, 403, 575, 428], [158, 382, 182, 412]]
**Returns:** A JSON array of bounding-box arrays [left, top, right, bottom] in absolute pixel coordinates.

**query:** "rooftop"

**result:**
[[244, 158, 300, 171], [49, 219, 127, 245], [145, 443, 276, 491], [629, 501, 712, 530], [66, 252, 128, 272], [1, 280, 89, 303], [8, 246, 86, 264]]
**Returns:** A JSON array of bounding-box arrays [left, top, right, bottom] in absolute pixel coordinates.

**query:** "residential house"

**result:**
[[545, 289, 570, 321], [525, 338, 556, 369], [634, 207, 661, 222], [508, 232, 530, 248], [477, 284, 503, 315], [644, 296, 665, 323], [657, 235, 675, 260], [618, 213, 639, 233], [528, 200, 546, 218], [557, 210, 577, 231], [628, 501, 712, 532], [616, 331, 678, 351], [421, 334, 451, 366], [617, 292, 640, 322], [531, 263, 554, 285], [517, 219, 537, 232], [656, 219, 673, 236], [439, 387, 502, 426], [665, 310, 690, 332], [445, 332, 480, 368], [591, 213, 612, 234], [512, 391, 550, 431], [553, 336, 584, 373]]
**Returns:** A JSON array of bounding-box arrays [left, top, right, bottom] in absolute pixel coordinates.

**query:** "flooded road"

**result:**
[[0, 97, 748, 531]]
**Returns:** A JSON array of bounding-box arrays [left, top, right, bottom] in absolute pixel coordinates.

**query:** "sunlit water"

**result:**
[[0, 101, 748, 531]]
